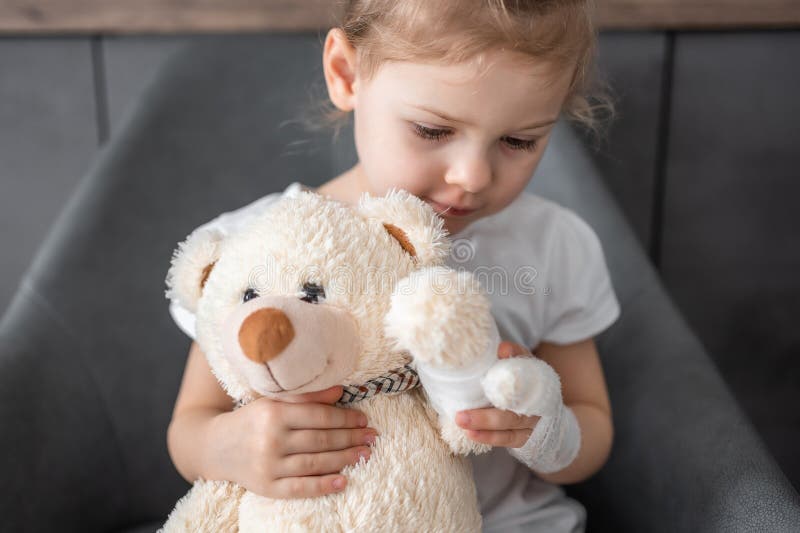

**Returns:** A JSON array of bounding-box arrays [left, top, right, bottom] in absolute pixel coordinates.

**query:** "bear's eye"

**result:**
[[300, 282, 325, 304], [243, 288, 259, 303]]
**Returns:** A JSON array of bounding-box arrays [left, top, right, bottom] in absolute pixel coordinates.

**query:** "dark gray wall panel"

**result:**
[[0, 38, 97, 316], [585, 32, 666, 251], [103, 36, 186, 135], [661, 31, 800, 488]]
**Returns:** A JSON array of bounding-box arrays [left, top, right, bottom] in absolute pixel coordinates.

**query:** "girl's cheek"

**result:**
[[504, 147, 544, 181], [486, 160, 534, 206], [361, 147, 426, 195], [387, 162, 435, 196], [388, 137, 436, 173], [360, 119, 444, 194]]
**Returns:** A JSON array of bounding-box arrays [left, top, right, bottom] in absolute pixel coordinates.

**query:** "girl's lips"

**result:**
[[424, 198, 478, 217]]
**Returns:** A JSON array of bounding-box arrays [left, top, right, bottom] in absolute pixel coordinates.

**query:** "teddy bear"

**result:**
[[161, 187, 572, 532]]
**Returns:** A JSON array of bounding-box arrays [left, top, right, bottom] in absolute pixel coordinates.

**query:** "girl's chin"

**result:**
[[443, 218, 472, 236]]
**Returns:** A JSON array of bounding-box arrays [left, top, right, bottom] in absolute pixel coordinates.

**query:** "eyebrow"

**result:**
[[413, 105, 558, 131]]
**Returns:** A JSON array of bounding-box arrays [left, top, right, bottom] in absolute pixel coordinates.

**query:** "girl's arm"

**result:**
[[532, 337, 613, 485], [167, 341, 376, 498], [167, 341, 235, 483], [456, 337, 613, 485]]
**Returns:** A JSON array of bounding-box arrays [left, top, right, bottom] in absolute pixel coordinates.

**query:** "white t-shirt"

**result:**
[[168, 181, 620, 532]]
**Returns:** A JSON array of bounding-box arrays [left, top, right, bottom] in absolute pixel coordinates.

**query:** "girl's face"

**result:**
[[324, 31, 575, 236]]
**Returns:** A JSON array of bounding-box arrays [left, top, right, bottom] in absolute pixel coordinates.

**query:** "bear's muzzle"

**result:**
[[239, 308, 295, 364], [221, 295, 361, 394]]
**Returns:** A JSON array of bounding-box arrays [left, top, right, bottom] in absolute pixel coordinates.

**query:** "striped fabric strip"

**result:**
[[335, 364, 420, 406]]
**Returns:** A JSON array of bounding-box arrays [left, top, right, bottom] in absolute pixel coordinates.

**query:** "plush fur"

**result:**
[[161, 189, 502, 532]]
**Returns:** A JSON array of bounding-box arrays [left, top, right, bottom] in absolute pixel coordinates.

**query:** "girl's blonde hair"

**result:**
[[315, 0, 614, 142]]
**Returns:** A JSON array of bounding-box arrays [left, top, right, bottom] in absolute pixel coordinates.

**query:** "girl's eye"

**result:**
[[502, 136, 538, 152], [243, 288, 259, 302], [300, 282, 325, 304], [412, 123, 452, 142]]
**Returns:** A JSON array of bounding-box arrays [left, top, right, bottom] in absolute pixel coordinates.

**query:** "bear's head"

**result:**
[[165, 188, 451, 404]]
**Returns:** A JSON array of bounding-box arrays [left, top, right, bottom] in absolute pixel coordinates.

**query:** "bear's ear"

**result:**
[[165, 228, 225, 313], [357, 188, 451, 266]]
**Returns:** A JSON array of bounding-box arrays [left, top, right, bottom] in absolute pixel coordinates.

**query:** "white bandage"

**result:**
[[386, 266, 501, 422], [509, 403, 581, 474], [481, 357, 581, 474], [412, 319, 502, 420]]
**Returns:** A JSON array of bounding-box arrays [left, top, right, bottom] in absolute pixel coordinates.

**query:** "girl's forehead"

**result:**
[[366, 51, 571, 130], [378, 49, 559, 84]]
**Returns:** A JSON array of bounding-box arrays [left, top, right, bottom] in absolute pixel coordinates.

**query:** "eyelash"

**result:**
[[412, 123, 538, 152]]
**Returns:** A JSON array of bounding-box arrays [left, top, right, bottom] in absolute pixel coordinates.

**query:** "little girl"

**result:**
[[167, 1, 619, 531]]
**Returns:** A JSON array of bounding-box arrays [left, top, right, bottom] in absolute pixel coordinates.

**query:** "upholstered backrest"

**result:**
[[1, 34, 797, 533]]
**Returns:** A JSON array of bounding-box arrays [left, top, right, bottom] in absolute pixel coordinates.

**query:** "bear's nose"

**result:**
[[238, 308, 295, 364]]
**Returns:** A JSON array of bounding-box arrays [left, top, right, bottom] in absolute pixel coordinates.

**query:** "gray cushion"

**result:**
[[533, 124, 800, 532]]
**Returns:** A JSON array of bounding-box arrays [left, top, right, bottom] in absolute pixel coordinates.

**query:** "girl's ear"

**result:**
[[357, 189, 451, 267], [165, 228, 225, 313], [322, 28, 358, 112]]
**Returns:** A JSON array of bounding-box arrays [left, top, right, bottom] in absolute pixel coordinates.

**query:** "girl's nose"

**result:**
[[444, 153, 493, 193]]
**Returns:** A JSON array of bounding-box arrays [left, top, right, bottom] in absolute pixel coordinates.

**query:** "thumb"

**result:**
[[283, 385, 344, 405], [497, 341, 532, 359]]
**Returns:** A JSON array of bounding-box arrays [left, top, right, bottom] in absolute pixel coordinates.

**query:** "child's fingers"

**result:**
[[270, 473, 349, 499], [277, 446, 372, 479], [281, 385, 344, 404], [456, 407, 539, 431], [497, 341, 532, 359], [283, 402, 368, 430], [284, 428, 379, 454], [463, 428, 533, 448]]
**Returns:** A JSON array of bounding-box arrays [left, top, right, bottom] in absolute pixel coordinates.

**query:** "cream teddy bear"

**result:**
[[161, 187, 572, 532]]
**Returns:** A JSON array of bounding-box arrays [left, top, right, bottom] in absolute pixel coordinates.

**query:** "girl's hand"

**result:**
[[204, 385, 378, 499], [455, 341, 541, 448]]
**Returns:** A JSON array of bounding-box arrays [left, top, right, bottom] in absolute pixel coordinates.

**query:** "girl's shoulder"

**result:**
[[459, 191, 620, 347], [191, 182, 305, 236], [462, 190, 605, 265], [507, 191, 596, 236]]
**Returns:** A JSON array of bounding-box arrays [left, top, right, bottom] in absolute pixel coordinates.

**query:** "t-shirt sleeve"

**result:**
[[540, 208, 621, 345], [169, 298, 198, 340]]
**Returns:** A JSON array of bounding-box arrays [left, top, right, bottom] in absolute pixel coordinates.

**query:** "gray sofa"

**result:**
[[1, 34, 798, 532]]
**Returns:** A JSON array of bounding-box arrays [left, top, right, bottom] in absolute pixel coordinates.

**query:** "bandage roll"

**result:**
[[413, 318, 501, 420], [480, 355, 581, 474], [509, 404, 581, 474]]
